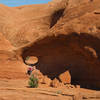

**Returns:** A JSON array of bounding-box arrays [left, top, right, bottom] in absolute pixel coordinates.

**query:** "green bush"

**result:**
[[28, 74, 38, 88], [25, 56, 30, 61]]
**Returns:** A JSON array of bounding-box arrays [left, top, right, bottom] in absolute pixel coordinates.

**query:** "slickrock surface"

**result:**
[[0, 1, 100, 99]]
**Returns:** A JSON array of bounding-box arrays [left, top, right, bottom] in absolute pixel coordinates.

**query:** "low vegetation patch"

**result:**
[[28, 74, 38, 88]]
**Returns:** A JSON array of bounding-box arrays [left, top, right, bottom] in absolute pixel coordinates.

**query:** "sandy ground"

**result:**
[[0, 79, 100, 100]]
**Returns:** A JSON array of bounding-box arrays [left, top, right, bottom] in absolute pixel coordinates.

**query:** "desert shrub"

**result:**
[[28, 74, 38, 88], [25, 56, 30, 61], [56, 90, 62, 94]]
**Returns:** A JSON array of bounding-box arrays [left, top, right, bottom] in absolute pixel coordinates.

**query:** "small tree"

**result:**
[[28, 74, 38, 88]]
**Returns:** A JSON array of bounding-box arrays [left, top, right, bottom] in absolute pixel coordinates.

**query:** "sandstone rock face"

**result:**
[[0, 1, 68, 47], [0, 51, 27, 79], [20, 0, 100, 89], [0, 32, 14, 51], [0, 1, 67, 79], [50, 0, 100, 35], [67, 0, 89, 8], [0, 0, 100, 89]]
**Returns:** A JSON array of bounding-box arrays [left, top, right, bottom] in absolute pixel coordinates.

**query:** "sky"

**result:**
[[0, 0, 52, 7]]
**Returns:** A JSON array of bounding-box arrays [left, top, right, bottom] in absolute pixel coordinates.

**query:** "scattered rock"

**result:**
[[51, 78, 60, 88], [66, 84, 75, 89], [32, 69, 44, 82], [42, 76, 52, 86], [59, 71, 71, 84], [76, 85, 80, 88]]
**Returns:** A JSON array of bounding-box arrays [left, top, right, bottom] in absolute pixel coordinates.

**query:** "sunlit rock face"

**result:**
[[0, 0, 68, 47], [67, 0, 90, 8], [19, 0, 100, 89], [0, 0, 100, 89]]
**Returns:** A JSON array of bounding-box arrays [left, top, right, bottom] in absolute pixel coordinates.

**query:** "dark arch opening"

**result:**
[[21, 32, 100, 90]]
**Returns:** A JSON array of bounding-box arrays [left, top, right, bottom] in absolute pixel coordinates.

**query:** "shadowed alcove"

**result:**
[[21, 32, 100, 89]]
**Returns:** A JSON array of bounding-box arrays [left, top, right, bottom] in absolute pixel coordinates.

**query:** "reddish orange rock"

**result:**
[[42, 76, 52, 86], [59, 71, 71, 84], [51, 78, 60, 88]]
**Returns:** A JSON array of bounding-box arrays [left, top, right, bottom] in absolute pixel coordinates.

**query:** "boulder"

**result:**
[[59, 71, 71, 84], [42, 76, 52, 86], [25, 56, 38, 65]]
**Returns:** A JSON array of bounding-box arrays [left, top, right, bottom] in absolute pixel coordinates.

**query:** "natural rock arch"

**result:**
[[21, 32, 100, 89]]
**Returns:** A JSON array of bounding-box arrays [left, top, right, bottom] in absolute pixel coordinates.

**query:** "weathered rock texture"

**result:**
[[0, 0, 100, 89]]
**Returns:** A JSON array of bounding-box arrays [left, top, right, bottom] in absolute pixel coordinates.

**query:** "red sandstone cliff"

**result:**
[[0, 0, 100, 89]]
